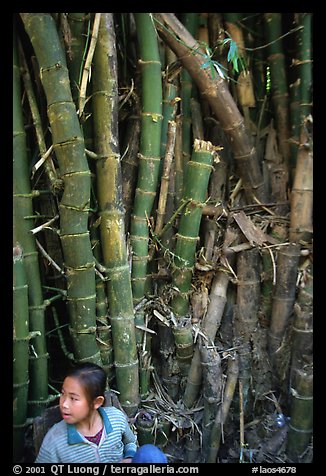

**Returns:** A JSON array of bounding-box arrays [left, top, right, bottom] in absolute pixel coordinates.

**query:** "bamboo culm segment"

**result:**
[[20, 13, 101, 365], [234, 248, 261, 415], [264, 13, 291, 166], [13, 246, 30, 462], [286, 368, 313, 462], [170, 139, 215, 376], [92, 13, 139, 414], [171, 139, 215, 317], [130, 13, 163, 305], [183, 268, 231, 408], [13, 26, 49, 417]]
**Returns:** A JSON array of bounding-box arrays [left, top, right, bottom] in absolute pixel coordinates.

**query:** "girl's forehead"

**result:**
[[62, 376, 85, 395]]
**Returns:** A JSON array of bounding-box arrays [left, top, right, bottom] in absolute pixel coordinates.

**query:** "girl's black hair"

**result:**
[[66, 362, 107, 404]]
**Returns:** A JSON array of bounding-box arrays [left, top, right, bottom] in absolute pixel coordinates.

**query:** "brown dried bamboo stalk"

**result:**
[[234, 247, 261, 414], [207, 352, 239, 463], [268, 243, 301, 385], [154, 120, 177, 237], [289, 118, 313, 244], [199, 338, 223, 462], [183, 264, 232, 408], [290, 262, 313, 387], [154, 13, 266, 204]]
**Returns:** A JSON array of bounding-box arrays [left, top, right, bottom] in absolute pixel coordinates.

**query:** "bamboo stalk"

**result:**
[[183, 247, 234, 408], [13, 245, 30, 461], [170, 139, 215, 374], [129, 13, 163, 307], [268, 243, 301, 388], [19, 48, 59, 189], [14, 24, 49, 416], [263, 13, 291, 166], [290, 263, 313, 386], [78, 13, 101, 117], [199, 338, 223, 462], [174, 114, 184, 207], [207, 352, 239, 462], [289, 118, 313, 243], [180, 14, 198, 173], [234, 247, 261, 415], [293, 13, 312, 122], [154, 13, 266, 204], [20, 14, 101, 367], [92, 13, 139, 415], [286, 368, 313, 462], [154, 120, 177, 238], [121, 107, 141, 232]]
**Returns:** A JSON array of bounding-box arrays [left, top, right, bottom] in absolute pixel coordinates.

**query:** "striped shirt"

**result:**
[[35, 406, 137, 463]]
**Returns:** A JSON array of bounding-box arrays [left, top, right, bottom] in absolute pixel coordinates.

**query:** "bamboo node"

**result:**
[[114, 359, 139, 368], [222, 119, 244, 132], [29, 352, 49, 360], [135, 187, 157, 197], [106, 264, 131, 277], [188, 161, 214, 171], [66, 295, 97, 304], [13, 380, 30, 389], [175, 233, 199, 242], [131, 254, 150, 261], [137, 153, 161, 162], [77, 351, 102, 363], [65, 263, 95, 273], [141, 112, 163, 122], [69, 326, 97, 335]]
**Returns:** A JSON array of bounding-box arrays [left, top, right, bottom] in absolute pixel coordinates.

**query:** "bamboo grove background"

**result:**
[[13, 13, 313, 464]]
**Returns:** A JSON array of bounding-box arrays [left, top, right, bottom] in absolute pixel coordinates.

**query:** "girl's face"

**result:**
[[59, 376, 93, 425]]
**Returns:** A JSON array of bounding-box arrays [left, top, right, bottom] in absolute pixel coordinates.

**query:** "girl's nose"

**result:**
[[60, 396, 69, 409]]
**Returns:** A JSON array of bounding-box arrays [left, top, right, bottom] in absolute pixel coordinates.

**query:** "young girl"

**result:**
[[35, 362, 137, 463]]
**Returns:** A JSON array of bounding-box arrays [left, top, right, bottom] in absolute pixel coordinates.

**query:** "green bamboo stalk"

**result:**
[[20, 13, 101, 367], [286, 368, 313, 462], [19, 47, 59, 190], [263, 13, 291, 166], [294, 13, 312, 122], [171, 139, 215, 316], [180, 14, 199, 173], [170, 139, 215, 375], [174, 114, 184, 207], [13, 24, 49, 417], [289, 77, 301, 182], [66, 13, 89, 106], [129, 13, 163, 309], [90, 226, 114, 383], [92, 13, 139, 415], [13, 245, 30, 461]]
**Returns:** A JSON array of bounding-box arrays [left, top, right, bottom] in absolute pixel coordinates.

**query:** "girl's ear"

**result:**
[[93, 395, 105, 410]]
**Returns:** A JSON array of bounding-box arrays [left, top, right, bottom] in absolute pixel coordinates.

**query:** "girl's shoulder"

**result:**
[[43, 418, 67, 441], [101, 405, 126, 418]]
